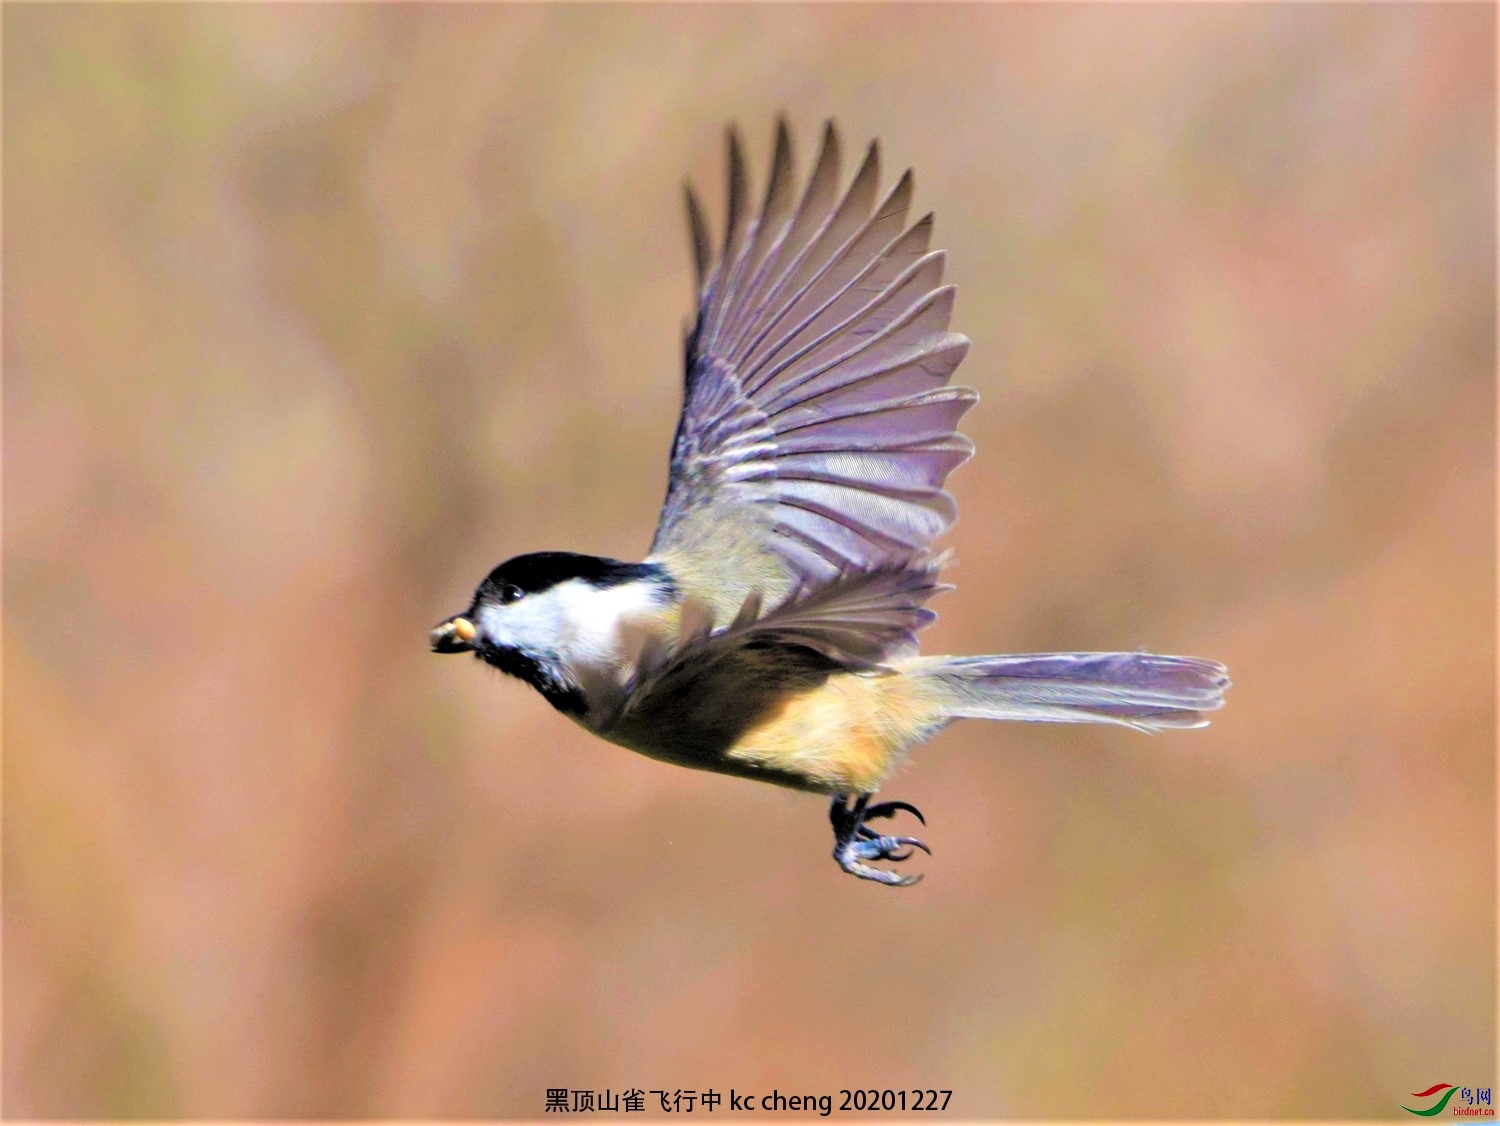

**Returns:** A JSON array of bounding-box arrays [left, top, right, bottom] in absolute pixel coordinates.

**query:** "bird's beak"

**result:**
[[430, 615, 477, 654]]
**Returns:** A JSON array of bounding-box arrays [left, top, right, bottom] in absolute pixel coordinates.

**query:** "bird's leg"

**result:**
[[829, 793, 931, 886]]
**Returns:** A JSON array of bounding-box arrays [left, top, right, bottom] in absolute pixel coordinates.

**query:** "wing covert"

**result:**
[[621, 564, 952, 729]]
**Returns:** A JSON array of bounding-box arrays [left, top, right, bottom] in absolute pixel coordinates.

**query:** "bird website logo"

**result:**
[[1403, 1085, 1493, 1116]]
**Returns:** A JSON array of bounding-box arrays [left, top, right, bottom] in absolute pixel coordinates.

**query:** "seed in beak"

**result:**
[[430, 616, 478, 653]]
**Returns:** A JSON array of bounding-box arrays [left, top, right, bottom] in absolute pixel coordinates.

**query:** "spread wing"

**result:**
[[648, 120, 977, 626]]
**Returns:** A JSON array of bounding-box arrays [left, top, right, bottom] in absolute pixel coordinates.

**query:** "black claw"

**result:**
[[864, 799, 926, 826], [887, 836, 932, 858], [866, 834, 930, 862], [829, 793, 931, 886]]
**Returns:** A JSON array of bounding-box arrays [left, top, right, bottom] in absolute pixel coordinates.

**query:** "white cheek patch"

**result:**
[[476, 579, 664, 676], [548, 580, 662, 670], [476, 596, 565, 652]]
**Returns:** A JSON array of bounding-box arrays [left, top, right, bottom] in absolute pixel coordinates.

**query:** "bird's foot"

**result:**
[[829, 793, 930, 887]]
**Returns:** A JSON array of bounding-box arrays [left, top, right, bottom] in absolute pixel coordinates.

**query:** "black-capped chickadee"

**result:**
[[432, 120, 1230, 885]]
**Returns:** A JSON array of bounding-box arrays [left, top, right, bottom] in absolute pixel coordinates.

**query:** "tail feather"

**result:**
[[919, 652, 1230, 732]]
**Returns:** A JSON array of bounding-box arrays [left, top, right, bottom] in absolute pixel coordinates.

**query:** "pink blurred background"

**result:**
[[4, 3, 1494, 1117]]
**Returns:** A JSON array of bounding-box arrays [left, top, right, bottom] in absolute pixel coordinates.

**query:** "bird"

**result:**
[[430, 119, 1230, 886]]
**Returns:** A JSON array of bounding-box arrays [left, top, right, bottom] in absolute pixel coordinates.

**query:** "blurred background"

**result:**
[[4, 3, 1494, 1117]]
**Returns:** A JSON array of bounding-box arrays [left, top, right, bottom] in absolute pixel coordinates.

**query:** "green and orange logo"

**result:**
[[1406, 1086, 1464, 1116]]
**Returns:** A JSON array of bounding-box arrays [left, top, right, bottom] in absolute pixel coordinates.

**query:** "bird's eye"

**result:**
[[499, 583, 523, 605]]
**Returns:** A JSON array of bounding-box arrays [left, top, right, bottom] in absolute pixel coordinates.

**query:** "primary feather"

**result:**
[[651, 119, 976, 631]]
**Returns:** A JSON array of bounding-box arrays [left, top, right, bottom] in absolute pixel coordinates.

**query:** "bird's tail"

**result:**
[[912, 651, 1230, 732]]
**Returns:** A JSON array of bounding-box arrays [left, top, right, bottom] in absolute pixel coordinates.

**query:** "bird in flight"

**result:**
[[431, 119, 1229, 885]]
